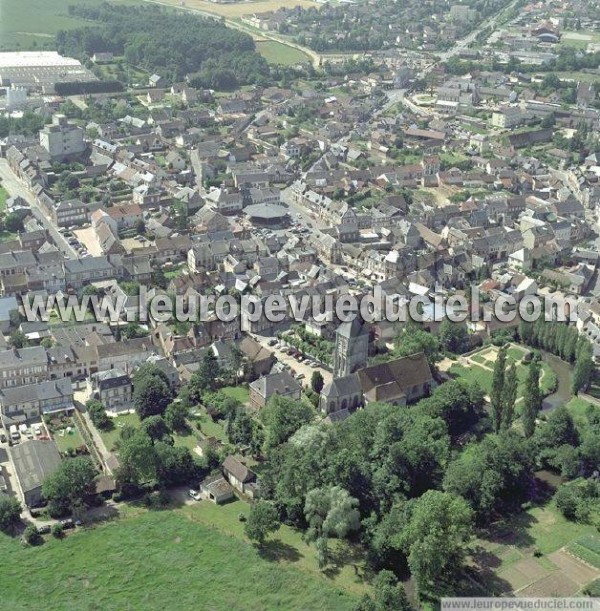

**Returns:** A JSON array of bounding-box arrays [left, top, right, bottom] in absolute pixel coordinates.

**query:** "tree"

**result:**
[[244, 500, 280, 547], [261, 395, 314, 453], [86, 399, 112, 431], [42, 457, 97, 517], [572, 339, 593, 394], [417, 379, 484, 437], [22, 524, 41, 546], [133, 366, 172, 419], [394, 326, 440, 368], [117, 430, 158, 486], [9, 330, 26, 349], [51, 523, 65, 538], [501, 362, 518, 431], [189, 353, 221, 398], [304, 486, 360, 568], [140, 415, 169, 442], [443, 432, 534, 522], [4, 212, 24, 233], [0, 496, 21, 533], [164, 401, 189, 432], [311, 370, 324, 394], [356, 571, 413, 611], [490, 346, 507, 434], [226, 407, 253, 446], [398, 490, 473, 597], [438, 320, 469, 355], [522, 358, 542, 438]]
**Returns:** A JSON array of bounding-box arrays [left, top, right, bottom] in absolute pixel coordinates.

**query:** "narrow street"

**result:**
[[0, 159, 77, 258]]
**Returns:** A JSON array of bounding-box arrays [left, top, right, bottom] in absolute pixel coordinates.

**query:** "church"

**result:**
[[320, 319, 435, 416]]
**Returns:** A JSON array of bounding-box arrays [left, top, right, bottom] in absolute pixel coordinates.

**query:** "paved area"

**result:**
[[250, 332, 332, 388]]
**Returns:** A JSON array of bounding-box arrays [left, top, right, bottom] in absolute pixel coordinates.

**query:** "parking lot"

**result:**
[[250, 334, 332, 389]]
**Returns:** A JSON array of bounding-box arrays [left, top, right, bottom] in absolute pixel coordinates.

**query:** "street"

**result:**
[[0, 159, 77, 259]]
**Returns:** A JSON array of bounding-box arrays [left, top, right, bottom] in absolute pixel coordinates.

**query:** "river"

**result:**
[[541, 351, 573, 411]]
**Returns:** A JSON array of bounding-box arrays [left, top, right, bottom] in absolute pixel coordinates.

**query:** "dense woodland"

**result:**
[[56, 4, 271, 88]]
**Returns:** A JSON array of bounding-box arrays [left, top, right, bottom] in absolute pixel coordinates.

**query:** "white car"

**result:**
[[188, 489, 202, 501]]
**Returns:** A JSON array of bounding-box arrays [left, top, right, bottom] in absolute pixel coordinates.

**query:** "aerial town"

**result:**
[[0, 0, 600, 608]]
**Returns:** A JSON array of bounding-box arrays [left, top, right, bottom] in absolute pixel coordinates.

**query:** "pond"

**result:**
[[541, 351, 573, 411]]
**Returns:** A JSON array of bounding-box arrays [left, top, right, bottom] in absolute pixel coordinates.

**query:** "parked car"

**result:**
[[37, 525, 51, 535], [60, 519, 75, 529], [188, 489, 201, 501]]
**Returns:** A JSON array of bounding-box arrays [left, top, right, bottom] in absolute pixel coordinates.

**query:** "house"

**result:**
[[0, 378, 74, 424], [0, 295, 18, 333], [0, 346, 48, 389], [87, 369, 133, 413], [9, 440, 62, 507], [148, 74, 167, 88], [237, 336, 275, 377], [222, 455, 258, 497], [248, 371, 302, 410], [200, 474, 234, 504]]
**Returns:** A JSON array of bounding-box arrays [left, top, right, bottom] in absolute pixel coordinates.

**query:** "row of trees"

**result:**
[[518, 318, 593, 394]]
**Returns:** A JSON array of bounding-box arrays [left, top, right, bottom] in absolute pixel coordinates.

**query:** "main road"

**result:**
[[0, 159, 77, 258]]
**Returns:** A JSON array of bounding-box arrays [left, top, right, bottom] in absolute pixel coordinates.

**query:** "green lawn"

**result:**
[[53, 427, 85, 453], [449, 346, 558, 397], [220, 385, 250, 405], [255, 40, 310, 66], [0, 510, 359, 610], [0, 186, 8, 212], [181, 498, 370, 598], [0, 0, 140, 50], [99, 413, 140, 452], [192, 410, 228, 442]]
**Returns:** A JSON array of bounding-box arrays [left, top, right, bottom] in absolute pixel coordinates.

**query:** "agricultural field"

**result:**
[[0, 0, 139, 51], [153, 0, 319, 19], [449, 344, 558, 397], [472, 502, 600, 596], [255, 39, 310, 65], [0, 509, 360, 610]]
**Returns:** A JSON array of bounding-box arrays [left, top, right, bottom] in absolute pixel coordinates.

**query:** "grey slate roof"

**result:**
[[10, 440, 62, 495]]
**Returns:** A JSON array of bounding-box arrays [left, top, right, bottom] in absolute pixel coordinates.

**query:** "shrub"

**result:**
[[22, 524, 42, 546], [51, 523, 65, 538]]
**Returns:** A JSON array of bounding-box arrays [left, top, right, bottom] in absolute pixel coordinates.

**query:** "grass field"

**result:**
[[181, 498, 370, 597], [0, 509, 360, 610], [0, 0, 139, 50], [256, 40, 310, 65]]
